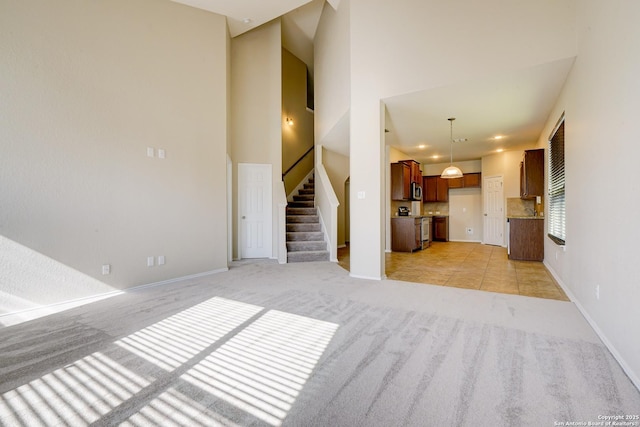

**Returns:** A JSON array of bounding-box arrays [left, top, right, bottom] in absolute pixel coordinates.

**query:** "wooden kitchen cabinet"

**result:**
[[520, 149, 544, 199], [391, 217, 422, 252], [509, 218, 544, 261], [432, 216, 449, 242], [423, 176, 449, 202], [391, 162, 411, 200], [400, 160, 422, 184], [447, 173, 482, 189], [464, 172, 481, 187]]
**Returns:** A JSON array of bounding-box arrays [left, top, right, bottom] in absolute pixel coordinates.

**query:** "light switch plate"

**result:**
[[147, 147, 155, 158], [147, 256, 155, 267], [158, 149, 165, 159]]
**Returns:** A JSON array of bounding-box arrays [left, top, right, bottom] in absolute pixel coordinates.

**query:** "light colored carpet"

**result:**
[[1, 260, 638, 426]]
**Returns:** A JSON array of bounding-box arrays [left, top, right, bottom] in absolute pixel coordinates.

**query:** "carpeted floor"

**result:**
[[1, 260, 639, 426]]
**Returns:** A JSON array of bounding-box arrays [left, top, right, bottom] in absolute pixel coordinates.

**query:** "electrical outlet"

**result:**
[[147, 256, 155, 267], [158, 255, 165, 265], [102, 264, 111, 275]]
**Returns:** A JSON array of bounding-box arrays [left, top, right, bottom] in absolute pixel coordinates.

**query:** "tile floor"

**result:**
[[337, 241, 569, 301]]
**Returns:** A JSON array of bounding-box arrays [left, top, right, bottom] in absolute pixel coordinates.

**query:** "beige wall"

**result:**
[[322, 147, 349, 247], [314, 0, 351, 155], [0, 0, 229, 306], [282, 48, 314, 194], [539, 0, 640, 387], [230, 20, 283, 260]]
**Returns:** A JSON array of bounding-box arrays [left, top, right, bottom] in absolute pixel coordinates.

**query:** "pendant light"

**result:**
[[441, 117, 463, 179]]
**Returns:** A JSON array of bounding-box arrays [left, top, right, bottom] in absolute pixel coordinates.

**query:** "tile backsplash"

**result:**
[[507, 197, 535, 217], [423, 202, 449, 215]]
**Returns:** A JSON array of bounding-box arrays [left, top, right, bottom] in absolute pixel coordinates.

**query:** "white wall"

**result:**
[[540, 0, 640, 387], [230, 20, 283, 260], [344, 0, 577, 279], [449, 189, 483, 242], [0, 0, 229, 307]]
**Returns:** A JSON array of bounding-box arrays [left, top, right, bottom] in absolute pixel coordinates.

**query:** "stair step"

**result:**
[[287, 250, 329, 263], [287, 231, 324, 242], [299, 189, 314, 195], [287, 207, 317, 216], [287, 241, 327, 252], [288, 200, 314, 208], [287, 215, 319, 223], [287, 223, 321, 232], [293, 194, 314, 201], [303, 183, 314, 190]]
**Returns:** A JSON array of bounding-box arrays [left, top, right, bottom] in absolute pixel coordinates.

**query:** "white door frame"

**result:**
[[483, 175, 504, 246], [238, 163, 273, 259]]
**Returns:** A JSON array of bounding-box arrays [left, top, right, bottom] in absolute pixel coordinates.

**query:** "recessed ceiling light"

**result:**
[[494, 135, 504, 140], [432, 155, 440, 159], [496, 148, 504, 153], [418, 144, 426, 149], [242, 18, 253, 24]]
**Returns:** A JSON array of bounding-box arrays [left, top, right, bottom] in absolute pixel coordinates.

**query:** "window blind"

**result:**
[[548, 119, 565, 245]]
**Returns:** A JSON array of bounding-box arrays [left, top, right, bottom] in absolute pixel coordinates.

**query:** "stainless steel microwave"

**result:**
[[411, 182, 422, 201]]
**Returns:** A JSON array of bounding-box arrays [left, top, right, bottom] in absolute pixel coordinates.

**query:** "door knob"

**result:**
[[242, 216, 246, 219]]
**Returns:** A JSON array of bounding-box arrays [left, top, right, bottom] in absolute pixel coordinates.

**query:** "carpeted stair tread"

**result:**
[[287, 250, 329, 262], [286, 231, 324, 241], [288, 201, 314, 208], [293, 194, 314, 201], [287, 241, 327, 252], [287, 215, 319, 223], [287, 223, 321, 232], [287, 207, 317, 215]]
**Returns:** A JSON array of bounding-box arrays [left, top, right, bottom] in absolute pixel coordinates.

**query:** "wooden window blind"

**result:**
[[548, 118, 565, 245]]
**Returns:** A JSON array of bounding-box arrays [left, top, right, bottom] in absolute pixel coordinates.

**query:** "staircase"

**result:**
[[286, 176, 329, 262]]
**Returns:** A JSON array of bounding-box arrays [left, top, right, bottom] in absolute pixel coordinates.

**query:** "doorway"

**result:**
[[238, 163, 272, 259], [483, 175, 504, 246]]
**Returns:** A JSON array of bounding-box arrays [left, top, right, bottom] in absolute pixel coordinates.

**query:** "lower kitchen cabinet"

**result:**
[[508, 218, 544, 261], [432, 216, 449, 242], [391, 217, 422, 252]]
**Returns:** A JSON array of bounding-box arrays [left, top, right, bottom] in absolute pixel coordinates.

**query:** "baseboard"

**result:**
[[349, 272, 383, 281], [127, 268, 229, 293], [449, 239, 482, 243], [544, 261, 640, 392], [0, 267, 229, 327]]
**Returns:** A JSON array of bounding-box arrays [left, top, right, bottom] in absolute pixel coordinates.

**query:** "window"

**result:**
[[548, 116, 565, 245]]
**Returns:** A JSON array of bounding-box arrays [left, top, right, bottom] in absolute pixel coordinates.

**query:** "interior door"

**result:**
[[238, 163, 272, 258], [483, 176, 504, 246]]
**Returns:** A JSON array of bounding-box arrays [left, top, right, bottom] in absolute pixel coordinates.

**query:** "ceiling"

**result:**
[[171, 0, 329, 38], [384, 57, 575, 165], [170, 0, 575, 167]]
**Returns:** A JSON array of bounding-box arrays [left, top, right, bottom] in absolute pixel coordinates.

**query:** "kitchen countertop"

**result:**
[[507, 215, 544, 220], [392, 214, 447, 218]]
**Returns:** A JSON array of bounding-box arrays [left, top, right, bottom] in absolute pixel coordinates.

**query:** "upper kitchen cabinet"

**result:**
[[400, 160, 422, 184], [423, 176, 448, 203], [391, 162, 411, 200], [447, 172, 482, 189], [520, 149, 544, 199]]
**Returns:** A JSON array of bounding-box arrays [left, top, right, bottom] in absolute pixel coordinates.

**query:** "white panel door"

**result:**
[[483, 176, 504, 246], [239, 163, 272, 258]]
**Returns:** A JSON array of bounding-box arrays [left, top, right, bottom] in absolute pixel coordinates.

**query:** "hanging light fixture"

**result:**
[[441, 117, 463, 179]]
